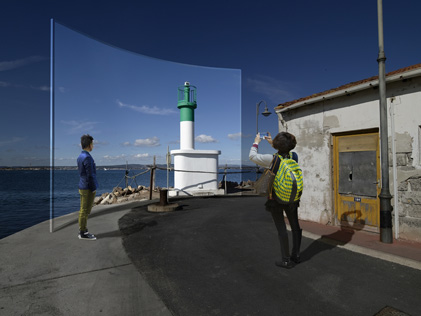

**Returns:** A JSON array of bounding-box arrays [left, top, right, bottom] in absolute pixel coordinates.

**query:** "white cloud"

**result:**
[[228, 132, 242, 140], [31, 85, 50, 91], [101, 153, 150, 163], [122, 141, 131, 147], [0, 81, 23, 88], [134, 153, 149, 158], [61, 120, 99, 135], [117, 99, 176, 115], [246, 75, 296, 104], [195, 134, 217, 143], [0, 56, 47, 72], [134, 137, 160, 147], [103, 154, 127, 161], [228, 132, 253, 140], [0, 137, 25, 147], [93, 140, 108, 146], [0, 81, 49, 91]]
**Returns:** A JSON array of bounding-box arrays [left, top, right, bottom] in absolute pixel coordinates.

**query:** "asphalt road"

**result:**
[[120, 196, 421, 316]]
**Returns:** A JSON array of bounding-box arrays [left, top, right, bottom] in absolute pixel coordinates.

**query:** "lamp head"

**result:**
[[262, 106, 272, 117]]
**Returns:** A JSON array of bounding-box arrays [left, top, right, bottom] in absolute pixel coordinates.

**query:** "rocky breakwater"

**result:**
[[218, 180, 256, 194], [94, 185, 160, 205]]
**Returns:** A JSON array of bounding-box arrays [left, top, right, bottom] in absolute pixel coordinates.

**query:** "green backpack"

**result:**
[[273, 152, 303, 204]]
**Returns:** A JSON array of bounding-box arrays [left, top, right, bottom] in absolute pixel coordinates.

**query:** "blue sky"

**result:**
[[54, 22, 241, 166], [1, 1, 421, 167]]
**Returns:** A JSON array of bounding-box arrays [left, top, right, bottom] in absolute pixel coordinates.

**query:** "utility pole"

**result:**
[[377, 0, 393, 243]]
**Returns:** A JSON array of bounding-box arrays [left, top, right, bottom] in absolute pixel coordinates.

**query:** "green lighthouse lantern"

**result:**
[[177, 82, 197, 149]]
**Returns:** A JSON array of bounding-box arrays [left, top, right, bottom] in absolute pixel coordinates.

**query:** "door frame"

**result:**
[[332, 129, 381, 232]]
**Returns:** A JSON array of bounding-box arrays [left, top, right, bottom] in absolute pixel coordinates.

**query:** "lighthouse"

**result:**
[[170, 82, 223, 196], [178, 82, 197, 150]]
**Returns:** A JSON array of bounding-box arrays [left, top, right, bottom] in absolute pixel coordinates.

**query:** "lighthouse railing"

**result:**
[[112, 162, 258, 198]]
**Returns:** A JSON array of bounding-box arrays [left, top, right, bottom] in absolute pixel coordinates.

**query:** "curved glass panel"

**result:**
[[51, 21, 241, 219]]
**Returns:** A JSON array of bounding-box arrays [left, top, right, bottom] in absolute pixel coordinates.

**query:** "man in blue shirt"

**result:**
[[77, 134, 99, 240]]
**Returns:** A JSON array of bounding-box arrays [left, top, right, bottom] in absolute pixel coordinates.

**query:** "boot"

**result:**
[[291, 229, 302, 264], [275, 234, 294, 269]]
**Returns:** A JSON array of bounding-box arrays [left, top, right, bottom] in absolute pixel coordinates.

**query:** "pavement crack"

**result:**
[[0, 262, 133, 290]]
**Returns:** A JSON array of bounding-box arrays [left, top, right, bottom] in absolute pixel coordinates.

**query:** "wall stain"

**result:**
[[298, 120, 325, 149], [323, 115, 340, 129]]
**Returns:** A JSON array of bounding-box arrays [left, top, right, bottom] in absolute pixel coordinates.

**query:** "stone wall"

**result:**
[[397, 175, 421, 242]]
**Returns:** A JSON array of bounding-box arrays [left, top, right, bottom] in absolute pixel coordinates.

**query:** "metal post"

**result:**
[[149, 155, 156, 200], [377, 0, 393, 243], [149, 167, 154, 200], [152, 155, 156, 191], [125, 161, 128, 188], [224, 164, 227, 195], [255, 100, 271, 180], [50, 19, 55, 233], [166, 146, 169, 189], [256, 102, 259, 135]]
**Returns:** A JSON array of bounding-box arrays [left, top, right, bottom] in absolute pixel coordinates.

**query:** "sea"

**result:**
[[0, 169, 250, 240]]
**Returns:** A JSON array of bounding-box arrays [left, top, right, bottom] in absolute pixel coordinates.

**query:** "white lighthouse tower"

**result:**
[[170, 82, 223, 196]]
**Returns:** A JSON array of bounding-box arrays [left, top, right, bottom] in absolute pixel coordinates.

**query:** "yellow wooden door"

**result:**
[[333, 132, 381, 231]]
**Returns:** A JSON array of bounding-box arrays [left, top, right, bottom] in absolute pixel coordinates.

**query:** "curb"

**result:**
[[301, 230, 421, 271]]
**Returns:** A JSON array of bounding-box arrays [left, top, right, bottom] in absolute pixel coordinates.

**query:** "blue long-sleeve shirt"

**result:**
[[77, 150, 98, 191]]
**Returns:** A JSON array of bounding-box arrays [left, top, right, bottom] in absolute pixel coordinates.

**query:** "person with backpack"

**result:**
[[249, 131, 303, 269]]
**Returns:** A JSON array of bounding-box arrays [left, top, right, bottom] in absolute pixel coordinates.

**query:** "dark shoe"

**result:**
[[275, 259, 294, 269], [291, 255, 301, 264], [78, 231, 97, 240], [276, 234, 293, 268]]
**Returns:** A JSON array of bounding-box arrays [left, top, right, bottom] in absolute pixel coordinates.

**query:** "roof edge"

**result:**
[[275, 63, 421, 112]]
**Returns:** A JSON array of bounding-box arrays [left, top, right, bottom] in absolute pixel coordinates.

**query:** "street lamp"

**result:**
[[377, 0, 393, 243], [255, 100, 272, 180], [256, 100, 272, 135]]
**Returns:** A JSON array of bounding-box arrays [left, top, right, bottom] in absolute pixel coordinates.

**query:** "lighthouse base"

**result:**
[[170, 149, 223, 197]]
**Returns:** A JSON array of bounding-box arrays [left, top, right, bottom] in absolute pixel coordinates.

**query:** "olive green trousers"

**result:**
[[78, 189, 96, 232]]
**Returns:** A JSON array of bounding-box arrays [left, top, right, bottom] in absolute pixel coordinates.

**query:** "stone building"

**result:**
[[275, 64, 421, 242]]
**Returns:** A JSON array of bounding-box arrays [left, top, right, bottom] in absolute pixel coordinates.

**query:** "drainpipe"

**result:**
[[390, 97, 399, 239]]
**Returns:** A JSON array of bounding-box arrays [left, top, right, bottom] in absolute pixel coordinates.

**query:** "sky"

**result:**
[[53, 21, 241, 166], [1, 0, 421, 167]]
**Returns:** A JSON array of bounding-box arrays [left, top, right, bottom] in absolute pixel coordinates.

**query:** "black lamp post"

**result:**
[[377, 0, 393, 243], [255, 100, 272, 180], [256, 100, 272, 135]]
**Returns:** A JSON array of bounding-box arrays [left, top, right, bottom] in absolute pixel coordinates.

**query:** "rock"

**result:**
[[219, 181, 239, 189], [100, 192, 109, 199], [100, 193, 113, 205], [238, 180, 254, 188], [113, 187, 124, 196], [112, 193, 118, 204]]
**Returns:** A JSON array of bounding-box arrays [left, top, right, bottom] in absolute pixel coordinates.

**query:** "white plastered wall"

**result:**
[[277, 78, 421, 234]]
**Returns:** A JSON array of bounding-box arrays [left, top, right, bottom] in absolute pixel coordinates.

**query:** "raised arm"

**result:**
[[249, 133, 274, 168]]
